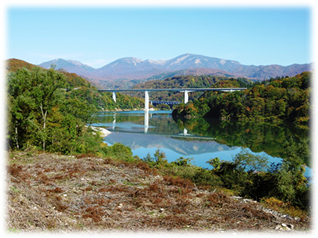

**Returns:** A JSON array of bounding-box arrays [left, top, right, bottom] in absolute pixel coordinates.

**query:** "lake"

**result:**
[[91, 110, 311, 177]]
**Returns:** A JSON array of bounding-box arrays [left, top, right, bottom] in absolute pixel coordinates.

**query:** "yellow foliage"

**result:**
[[100, 142, 108, 148], [261, 197, 307, 218]]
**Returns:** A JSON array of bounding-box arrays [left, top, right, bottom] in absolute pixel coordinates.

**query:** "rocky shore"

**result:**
[[89, 126, 111, 137]]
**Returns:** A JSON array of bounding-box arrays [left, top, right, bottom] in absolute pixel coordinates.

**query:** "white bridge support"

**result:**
[[184, 90, 189, 104], [183, 128, 188, 136], [145, 90, 149, 112], [183, 90, 194, 104], [112, 92, 116, 102]]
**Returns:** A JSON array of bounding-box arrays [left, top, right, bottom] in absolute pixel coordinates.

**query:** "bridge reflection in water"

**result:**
[[109, 111, 214, 140]]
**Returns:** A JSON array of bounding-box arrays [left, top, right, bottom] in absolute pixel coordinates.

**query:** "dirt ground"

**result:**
[[6, 151, 311, 233]]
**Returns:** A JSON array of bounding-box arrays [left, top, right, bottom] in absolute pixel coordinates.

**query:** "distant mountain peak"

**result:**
[[37, 53, 311, 84]]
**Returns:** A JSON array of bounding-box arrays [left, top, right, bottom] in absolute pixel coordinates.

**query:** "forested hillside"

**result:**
[[126, 75, 253, 102], [173, 72, 310, 127], [6, 62, 311, 226], [6, 60, 144, 153], [7, 59, 144, 112]]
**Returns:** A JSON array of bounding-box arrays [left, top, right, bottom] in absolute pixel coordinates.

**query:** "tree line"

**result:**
[[172, 72, 310, 127]]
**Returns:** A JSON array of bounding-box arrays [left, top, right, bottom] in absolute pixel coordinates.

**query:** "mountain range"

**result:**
[[39, 53, 312, 87]]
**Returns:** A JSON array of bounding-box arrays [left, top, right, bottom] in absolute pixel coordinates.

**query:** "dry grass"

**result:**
[[6, 151, 311, 233]]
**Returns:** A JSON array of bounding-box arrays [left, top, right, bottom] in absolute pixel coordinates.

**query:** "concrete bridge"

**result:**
[[98, 88, 247, 112]]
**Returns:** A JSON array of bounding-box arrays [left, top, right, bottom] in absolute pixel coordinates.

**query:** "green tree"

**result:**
[[29, 67, 66, 151], [7, 69, 35, 149], [8, 67, 66, 150], [233, 149, 269, 172]]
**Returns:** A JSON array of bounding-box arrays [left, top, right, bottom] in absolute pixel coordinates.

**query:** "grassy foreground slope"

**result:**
[[7, 150, 310, 232]]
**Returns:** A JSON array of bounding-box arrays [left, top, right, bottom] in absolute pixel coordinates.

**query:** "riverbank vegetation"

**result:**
[[142, 148, 310, 213], [172, 72, 310, 127]]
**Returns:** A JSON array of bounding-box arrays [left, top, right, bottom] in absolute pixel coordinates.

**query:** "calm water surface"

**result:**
[[91, 110, 311, 176]]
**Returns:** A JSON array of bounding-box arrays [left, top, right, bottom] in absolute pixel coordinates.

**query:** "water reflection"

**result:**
[[91, 110, 311, 176], [144, 112, 149, 133]]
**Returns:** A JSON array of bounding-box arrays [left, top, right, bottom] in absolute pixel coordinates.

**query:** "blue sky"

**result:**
[[7, 6, 311, 68]]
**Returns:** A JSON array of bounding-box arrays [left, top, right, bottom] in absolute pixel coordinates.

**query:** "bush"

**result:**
[[101, 143, 133, 160], [191, 168, 223, 188]]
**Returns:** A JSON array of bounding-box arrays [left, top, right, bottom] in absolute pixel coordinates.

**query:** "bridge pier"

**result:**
[[183, 128, 188, 136], [145, 90, 149, 112], [112, 92, 116, 102], [184, 90, 189, 104]]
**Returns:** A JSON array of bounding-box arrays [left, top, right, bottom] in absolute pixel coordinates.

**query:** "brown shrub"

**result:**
[[205, 192, 230, 208], [171, 207, 183, 214], [47, 187, 64, 193], [136, 161, 159, 175], [128, 189, 147, 198], [131, 197, 143, 208], [82, 206, 105, 222], [241, 205, 273, 220], [159, 215, 192, 228], [95, 198, 112, 206], [3, 164, 23, 177], [148, 183, 160, 192], [19, 172, 31, 180], [54, 195, 62, 201], [98, 187, 109, 193], [43, 168, 51, 172], [54, 201, 68, 212], [84, 198, 92, 204], [88, 165, 104, 172], [52, 174, 67, 180], [197, 184, 211, 190], [69, 172, 79, 179], [84, 186, 93, 192], [75, 154, 96, 159], [196, 193, 205, 198], [163, 176, 194, 189], [136, 161, 151, 171], [103, 158, 117, 166], [152, 197, 163, 204], [103, 185, 130, 193], [90, 181, 98, 186]]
